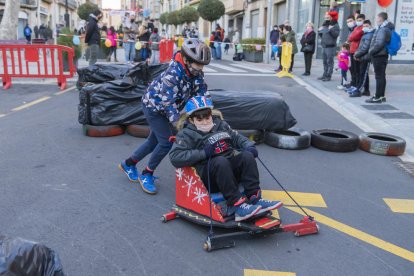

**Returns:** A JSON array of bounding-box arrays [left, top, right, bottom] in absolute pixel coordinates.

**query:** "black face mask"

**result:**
[[186, 62, 203, 76]]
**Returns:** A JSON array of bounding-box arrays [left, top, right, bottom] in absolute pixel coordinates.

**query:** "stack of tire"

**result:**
[[261, 127, 406, 156], [83, 124, 150, 138]]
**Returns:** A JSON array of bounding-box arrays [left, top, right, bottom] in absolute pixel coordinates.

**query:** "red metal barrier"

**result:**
[[159, 39, 174, 63], [0, 44, 75, 90]]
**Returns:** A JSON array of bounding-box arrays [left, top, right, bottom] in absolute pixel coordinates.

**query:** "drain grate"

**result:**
[[394, 161, 414, 178], [361, 104, 398, 111], [375, 112, 414, 119]]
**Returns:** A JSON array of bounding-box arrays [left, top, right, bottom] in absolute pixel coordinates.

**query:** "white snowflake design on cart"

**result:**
[[176, 168, 184, 181], [192, 187, 208, 205], [182, 175, 196, 197]]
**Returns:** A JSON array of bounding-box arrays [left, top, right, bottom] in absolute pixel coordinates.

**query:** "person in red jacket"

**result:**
[[346, 14, 365, 89]]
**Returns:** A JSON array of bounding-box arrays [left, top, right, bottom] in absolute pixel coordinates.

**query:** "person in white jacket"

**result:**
[[232, 29, 240, 54]]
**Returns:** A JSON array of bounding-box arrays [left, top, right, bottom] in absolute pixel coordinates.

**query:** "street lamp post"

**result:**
[[65, 0, 70, 28], [265, 0, 273, 64]]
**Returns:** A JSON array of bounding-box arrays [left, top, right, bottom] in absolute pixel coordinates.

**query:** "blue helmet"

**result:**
[[185, 96, 213, 116]]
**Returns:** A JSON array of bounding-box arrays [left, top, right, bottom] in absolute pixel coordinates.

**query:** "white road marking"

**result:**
[[208, 63, 247, 72], [203, 67, 218, 73], [230, 63, 274, 73]]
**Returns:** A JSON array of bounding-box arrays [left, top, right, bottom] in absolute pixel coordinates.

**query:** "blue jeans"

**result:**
[[131, 104, 173, 171], [341, 69, 348, 85], [124, 42, 135, 62], [215, 43, 222, 59]]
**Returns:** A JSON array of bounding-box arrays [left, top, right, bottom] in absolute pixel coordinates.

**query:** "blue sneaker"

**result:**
[[118, 162, 139, 182], [235, 203, 262, 222], [249, 191, 283, 215], [346, 86, 358, 94], [138, 173, 157, 194]]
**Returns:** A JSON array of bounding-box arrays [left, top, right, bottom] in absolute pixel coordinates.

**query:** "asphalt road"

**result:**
[[0, 61, 413, 276]]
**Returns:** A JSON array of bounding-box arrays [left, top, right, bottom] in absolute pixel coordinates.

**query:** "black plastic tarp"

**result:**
[[0, 235, 65, 276], [76, 62, 169, 89], [78, 78, 147, 126], [210, 90, 297, 131]]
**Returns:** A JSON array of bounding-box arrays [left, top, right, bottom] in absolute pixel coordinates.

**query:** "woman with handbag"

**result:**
[[300, 22, 316, 76]]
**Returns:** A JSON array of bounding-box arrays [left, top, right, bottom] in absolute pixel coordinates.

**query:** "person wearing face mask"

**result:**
[[282, 25, 298, 73], [351, 20, 375, 97], [366, 12, 394, 103], [169, 96, 283, 222], [318, 13, 340, 81], [119, 39, 211, 195], [123, 16, 138, 64], [345, 14, 365, 91], [84, 9, 103, 65], [270, 25, 280, 60]]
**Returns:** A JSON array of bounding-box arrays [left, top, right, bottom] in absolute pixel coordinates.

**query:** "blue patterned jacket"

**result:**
[[142, 52, 209, 123]]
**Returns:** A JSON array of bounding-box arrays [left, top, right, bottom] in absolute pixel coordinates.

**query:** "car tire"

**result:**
[[83, 124, 125, 137], [236, 130, 265, 145], [264, 127, 311, 150], [359, 132, 406, 156], [126, 125, 151, 138], [311, 129, 359, 152]]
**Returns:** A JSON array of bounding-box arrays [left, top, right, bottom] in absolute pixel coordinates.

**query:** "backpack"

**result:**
[[386, 30, 401, 56], [24, 27, 32, 37]]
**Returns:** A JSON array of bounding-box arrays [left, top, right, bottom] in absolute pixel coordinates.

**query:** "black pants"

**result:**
[[372, 56, 388, 98], [350, 54, 360, 87], [201, 152, 260, 206], [304, 52, 313, 74], [357, 61, 370, 92], [289, 54, 295, 72]]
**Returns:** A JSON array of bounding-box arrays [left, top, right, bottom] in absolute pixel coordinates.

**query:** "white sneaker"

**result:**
[[337, 85, 345, 90]]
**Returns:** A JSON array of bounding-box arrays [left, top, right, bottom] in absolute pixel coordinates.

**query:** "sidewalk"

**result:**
[[220, 49, 414, 162]]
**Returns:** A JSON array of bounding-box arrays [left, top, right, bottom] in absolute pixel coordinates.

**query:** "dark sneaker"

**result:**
[[118, 161, 139, 182], [322, 77, 331, 81], [365, 97, 383, 103], [317, 76, 325, 80], [138, 173, 157, 194], [235, 203, 262, 222], [361, 90, 371, 96], [349, 91, 361, 97], [380, 97, 387, 102], [255, 199, 283, 214]]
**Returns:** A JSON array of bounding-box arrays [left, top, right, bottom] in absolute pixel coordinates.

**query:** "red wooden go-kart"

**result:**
[[162, 163, 319, 252]]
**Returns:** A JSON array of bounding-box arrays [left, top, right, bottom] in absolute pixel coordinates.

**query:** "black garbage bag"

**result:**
[[210, 90, 297, 131], [0, 235, 65, 276], [126, 63, 169, 86], [78, 78, 147, 126]]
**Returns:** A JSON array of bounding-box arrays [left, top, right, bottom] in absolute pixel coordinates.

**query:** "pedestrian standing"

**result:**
[[24, 24, 32, 44], [210, 31, 217, 60], [232, 28, 240, 54], [276, 25, 285, 72], [34, 25, 39, 39], [346, 14, 365, 89], [149, 28, 161, 64], [85, 9, 103, 66], [270, 25, 280, 60], [337, 43, 350, 89], [300, 22, 316, 76], [106, 26, 118, 62], [352, 20, 375, 97], [118, 39, 211, 195], [282, 26, 298, 73], [318, 12, 340, 81], [214, 24, 224, 60], [122, 14, 138, 64], [137, 22, 151, 63], [366, 12, 394, 103]]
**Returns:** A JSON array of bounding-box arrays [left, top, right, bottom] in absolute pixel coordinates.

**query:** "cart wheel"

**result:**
[[294, 231, 300, 237], [316, 225, 320, 233], [161, 215, 167, 223], [203, 240, 212, 252]]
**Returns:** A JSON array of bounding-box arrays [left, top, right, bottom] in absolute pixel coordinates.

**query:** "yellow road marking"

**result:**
[[11, 96, 51, 111], [263, 190, 327, 208], [244, 269, 295, 276], [271, 209, 280, 219], [383, 198, 414, 214], [285, 206, 414, 263], [54, 86, 76, 95]]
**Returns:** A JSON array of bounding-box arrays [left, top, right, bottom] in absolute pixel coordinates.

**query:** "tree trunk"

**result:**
[[0, 0, 20, 40]]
